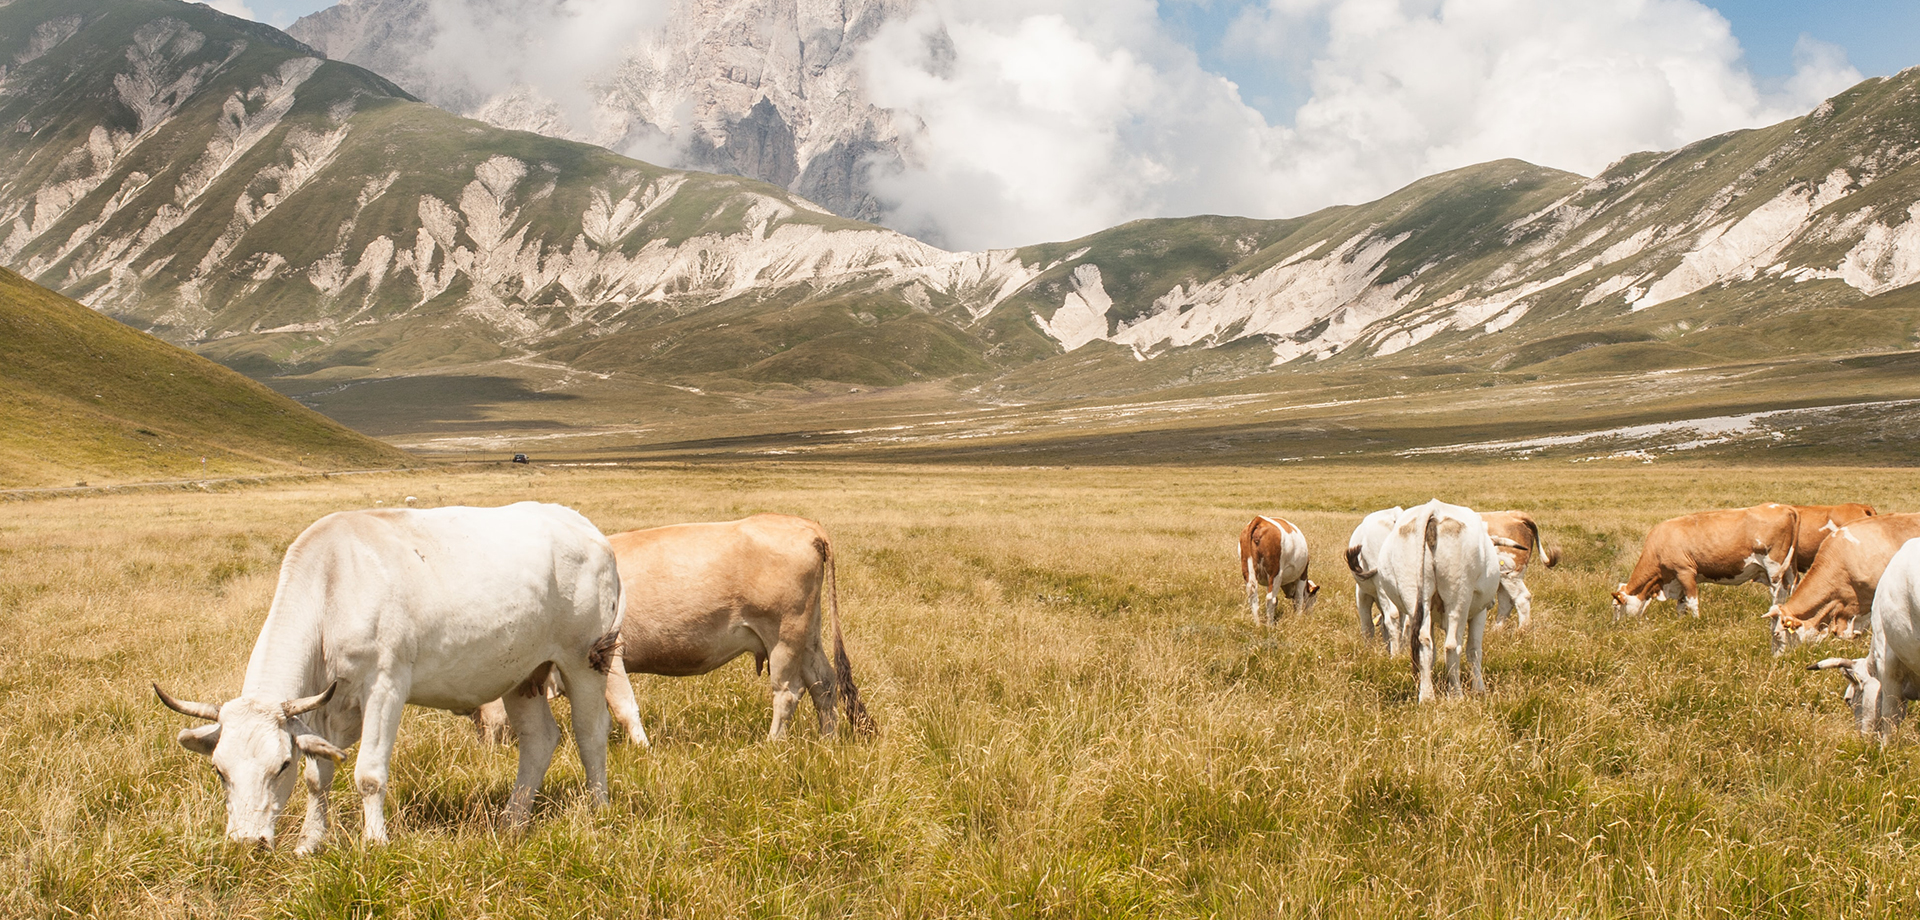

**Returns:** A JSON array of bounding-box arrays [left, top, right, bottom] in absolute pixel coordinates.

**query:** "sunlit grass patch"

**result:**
[[5, 462, 1920, 916]]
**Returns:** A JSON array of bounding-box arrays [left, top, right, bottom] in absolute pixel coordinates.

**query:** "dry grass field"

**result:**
[[5, 461, 1920, 918]]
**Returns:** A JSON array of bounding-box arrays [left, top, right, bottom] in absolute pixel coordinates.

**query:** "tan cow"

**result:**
[[1239, 515, 1319, 626], [1789, 503, 1879, 571], [1613, 504, 1800, 618], [1768, 513, 1920, 654], [478, 514, 876, 743], [1479, 510, 1559, 629]]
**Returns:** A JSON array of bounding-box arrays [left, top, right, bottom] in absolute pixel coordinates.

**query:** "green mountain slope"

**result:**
[[0, 0, 980, 384], [7, 0, 1920, 455], [0, 266, 408, 487]]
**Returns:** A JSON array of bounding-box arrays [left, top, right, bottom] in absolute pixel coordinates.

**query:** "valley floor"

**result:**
[[4, 462, 1918, 917]]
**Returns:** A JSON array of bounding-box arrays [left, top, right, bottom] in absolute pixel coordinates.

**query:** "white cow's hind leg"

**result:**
[[1503, 571, 1533, 629], [294, 755, 335, 856], [601, 655, 649, 747], [1440, 597, 1464, 696], [1356, 588, 1376, 642], [1467, 604, 1488, 694], [353, 682, 409, 845], [554, 660, 612, 807], [1413, 598, 1438, 703], [501, 687, 561, 826]]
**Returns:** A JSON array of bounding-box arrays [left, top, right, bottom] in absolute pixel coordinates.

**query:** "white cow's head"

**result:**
[[1300, 579, 1322, 617], [154, 682, 343, 846], [1808, 657, 1880, 735]]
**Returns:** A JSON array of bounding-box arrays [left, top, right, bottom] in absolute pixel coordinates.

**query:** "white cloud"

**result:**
[[205, 0, 259, 20], [421, 0, 668, 127], [861, 0, 1864, 250]]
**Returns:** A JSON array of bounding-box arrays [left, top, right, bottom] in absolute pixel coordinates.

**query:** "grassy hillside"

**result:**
[[7, 464, 1920, 916], [0, 267, 410, 487]]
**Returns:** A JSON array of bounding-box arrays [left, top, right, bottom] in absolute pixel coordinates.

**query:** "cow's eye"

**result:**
[[276, 759, 292, 775]]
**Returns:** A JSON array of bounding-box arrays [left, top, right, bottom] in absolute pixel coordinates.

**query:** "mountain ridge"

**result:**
[[6, 0, 1920, 451]]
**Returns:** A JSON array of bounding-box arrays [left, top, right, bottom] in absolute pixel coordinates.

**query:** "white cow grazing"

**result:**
[[1346, 507, 1405, 651], [1808, 537, 1920, 740], [1374, 500, 1505, 703], [154, 502, 624, 854]]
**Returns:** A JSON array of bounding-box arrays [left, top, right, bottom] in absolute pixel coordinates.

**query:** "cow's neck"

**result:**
[[238, 598, 329, 702]]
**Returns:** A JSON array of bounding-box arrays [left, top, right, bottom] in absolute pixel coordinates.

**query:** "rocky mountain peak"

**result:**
[[287, 0, 916, 221]]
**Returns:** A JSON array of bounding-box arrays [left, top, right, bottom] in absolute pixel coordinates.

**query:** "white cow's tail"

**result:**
[[1346, 543, 1375, 580], [820, 537, 877, 737], [1410, 510, 1438, 674], [589, 560, 625, 674]]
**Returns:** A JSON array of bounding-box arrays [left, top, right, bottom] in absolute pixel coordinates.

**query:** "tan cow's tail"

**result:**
[[824, 539, 878, 737], [1521, 514, 1559, 567]]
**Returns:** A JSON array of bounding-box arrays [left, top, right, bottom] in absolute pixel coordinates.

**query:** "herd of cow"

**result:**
[[154, 503, 871, 855], [1239, 499, 1919, 726], [152, 496, 1919, 854]]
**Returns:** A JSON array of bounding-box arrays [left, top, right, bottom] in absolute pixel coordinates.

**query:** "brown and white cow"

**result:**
[[1239, 515, 1319, 626], [1613, 504, 1800, 618], [1768, 513, 1920, 654], [1789, 503, 1879, 572], [1479, 510, 1559, 630], [478, 513, 876, 743]]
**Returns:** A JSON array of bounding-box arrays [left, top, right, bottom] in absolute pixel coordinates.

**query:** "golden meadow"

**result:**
[[4, 462, 1918, 918]]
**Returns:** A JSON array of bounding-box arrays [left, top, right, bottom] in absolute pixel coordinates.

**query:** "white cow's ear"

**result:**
[[177, 723, 221, 756], [295, 732, 345, 763]]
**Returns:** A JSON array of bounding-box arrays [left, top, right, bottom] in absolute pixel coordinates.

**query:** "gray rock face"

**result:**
[[287, 0, 914, 223]]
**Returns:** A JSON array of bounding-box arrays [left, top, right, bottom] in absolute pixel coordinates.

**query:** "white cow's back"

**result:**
[[1871, 538, 1920, 691], [242, 502, 622, 713]]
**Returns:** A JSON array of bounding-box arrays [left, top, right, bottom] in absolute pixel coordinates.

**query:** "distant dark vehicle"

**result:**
[[511, 454, 530, 464]]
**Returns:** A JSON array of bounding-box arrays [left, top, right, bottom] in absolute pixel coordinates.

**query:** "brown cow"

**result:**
[[1239, 515, 1319, 626], [1480, 510, 1559, 629], [1613, 504, 1800, 618], [1789, 503, 1879, 571], [477, 514, 875, 743], [1768, 513, 1920, 654]]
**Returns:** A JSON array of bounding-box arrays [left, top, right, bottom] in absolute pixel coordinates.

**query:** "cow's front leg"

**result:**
[[354, 683, 408, 845], [294, 753, 335, 856]]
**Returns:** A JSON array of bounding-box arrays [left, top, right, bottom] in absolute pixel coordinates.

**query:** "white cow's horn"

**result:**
[[153, 683, 221, 721], [282, 680, 338, 718]]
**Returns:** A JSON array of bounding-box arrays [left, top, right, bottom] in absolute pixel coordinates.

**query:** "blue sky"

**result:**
[[1160, 0, 1920, 123], [244, 0, 1920, 86]]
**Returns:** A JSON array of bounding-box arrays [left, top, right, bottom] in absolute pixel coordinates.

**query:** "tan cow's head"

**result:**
[[1301, 579, 1321, 617], [155, 682, 344, 846]]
